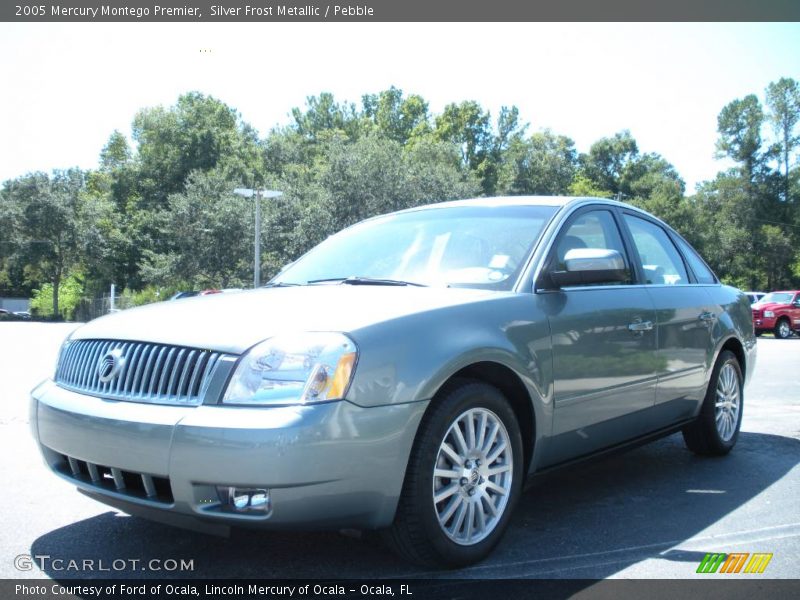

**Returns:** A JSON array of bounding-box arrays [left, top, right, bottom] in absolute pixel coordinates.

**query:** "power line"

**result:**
[[753, 218, 800, 230]]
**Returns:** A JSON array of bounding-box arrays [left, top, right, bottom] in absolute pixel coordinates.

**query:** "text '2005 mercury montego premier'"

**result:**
[[31, 196, 756, 567]]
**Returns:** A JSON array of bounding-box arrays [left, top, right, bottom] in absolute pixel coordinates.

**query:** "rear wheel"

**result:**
[[682, 350, 743, 456], [385, 380, 524, 568], [775, 318, 792, 339]]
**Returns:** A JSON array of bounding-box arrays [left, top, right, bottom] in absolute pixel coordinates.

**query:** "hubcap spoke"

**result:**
[[434, 467, 461, 479], [440, 442, 463, 467], [465, 502, 475, 541], [475, 497, 487, 532], [486, 464, 512, 477], [476, 412, 488, 450], [482, 422, 499, 454], [483, 494, 499, 517], [452, 424, 470, 456], [485, 480, 508, 496], [486, 440, 507, 464], [434, 483, 459, 503], [465, 412, 476, 450], [438, 495, 463, 525], [450, 501, 468, 536]]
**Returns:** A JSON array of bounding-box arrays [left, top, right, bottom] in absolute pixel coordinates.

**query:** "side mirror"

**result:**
[[548, 248, 629, 288]]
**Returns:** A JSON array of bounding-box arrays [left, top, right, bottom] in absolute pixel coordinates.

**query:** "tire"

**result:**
[[774, 319, 792, 339], [754, 330, 762, 337], [682, 350, 743, 456], [384, 380, 524, 568]]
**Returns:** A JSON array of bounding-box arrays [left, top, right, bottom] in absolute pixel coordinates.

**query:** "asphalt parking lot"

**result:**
[[1, 322, 798, 581]]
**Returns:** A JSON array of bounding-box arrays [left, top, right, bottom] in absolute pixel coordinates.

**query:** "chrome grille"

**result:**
[[55, 339, 221, 405], [752, 309, 761, 319]]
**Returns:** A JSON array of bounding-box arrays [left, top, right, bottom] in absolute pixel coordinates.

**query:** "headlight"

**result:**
[[764, 310, 774, 318], [222, 333, 358, 406]]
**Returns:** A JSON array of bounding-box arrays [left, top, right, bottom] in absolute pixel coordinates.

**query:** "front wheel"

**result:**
[[682, 350, 743, 456], [775, 319, 792, 339], [384, 380, 524, 568]]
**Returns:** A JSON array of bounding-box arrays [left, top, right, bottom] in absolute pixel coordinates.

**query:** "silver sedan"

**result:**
[[31, 196, 756, 567]]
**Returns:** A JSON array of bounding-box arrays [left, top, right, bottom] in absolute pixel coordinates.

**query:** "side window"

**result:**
[[624, 214, 688, 285], [673, 235, 717, 284], [550, 209, 631, 285]]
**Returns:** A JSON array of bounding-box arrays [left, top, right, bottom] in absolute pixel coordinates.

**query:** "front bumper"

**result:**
[[753, 317, 776, 331], [31, 380, 427, 532]]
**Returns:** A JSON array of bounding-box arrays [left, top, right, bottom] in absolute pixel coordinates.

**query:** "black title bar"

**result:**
[[5, 579, 800, 600], [4, 0, 800, 22]]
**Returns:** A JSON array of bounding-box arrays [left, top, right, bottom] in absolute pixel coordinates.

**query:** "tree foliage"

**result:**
[[2, 80, 800, 318]]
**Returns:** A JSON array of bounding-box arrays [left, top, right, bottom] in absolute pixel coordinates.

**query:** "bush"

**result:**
[[30, 274, 84, 320]]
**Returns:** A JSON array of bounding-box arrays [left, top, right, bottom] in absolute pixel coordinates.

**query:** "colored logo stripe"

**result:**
[[696, 552, 773, 574], [744, 553, 773, 574], [697, 553, 726, 573]]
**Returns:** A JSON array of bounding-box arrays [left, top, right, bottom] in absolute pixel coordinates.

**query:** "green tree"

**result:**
[[291, 92, 361, 142], [716, 94, 764, 185], [6, 170, 86, 317], [132, 92, 262, 209], [579, 131, 639, 196], [498, 130, 577, 195], [0, 194, 20, 296], [623, 153, 685, 200], [568, 173, 613, 198], [757, 224, 794, 290], [29, 272, 84, 320], [99, 130, 131, 170], [362, 86, 430, 143], [765, 77, 800, 202], [402, 138, 480, 202], [140, 170, 254, 289], [434, 101, 493, 193]]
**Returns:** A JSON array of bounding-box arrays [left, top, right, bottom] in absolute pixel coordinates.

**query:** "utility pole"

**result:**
[[233, 188, 283, 288]]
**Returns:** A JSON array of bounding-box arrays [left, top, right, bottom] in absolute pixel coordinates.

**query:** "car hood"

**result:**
[[70, 286, 500, 354], [753, 302, 790, 311]]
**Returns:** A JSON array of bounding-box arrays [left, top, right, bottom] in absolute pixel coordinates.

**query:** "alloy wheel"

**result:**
[[432, 407, 513, 546], [714, 362, 740, 442]]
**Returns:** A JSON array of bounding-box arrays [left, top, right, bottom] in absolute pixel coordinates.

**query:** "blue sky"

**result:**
[[1, 22, 798, 192]]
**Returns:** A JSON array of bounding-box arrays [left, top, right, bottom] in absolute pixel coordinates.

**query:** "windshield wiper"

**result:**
[[262, 281, 302, 288], [306, 276, 428, 287]]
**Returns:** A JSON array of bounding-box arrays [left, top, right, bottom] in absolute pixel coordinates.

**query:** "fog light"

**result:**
[[217, 486, 271, 513]]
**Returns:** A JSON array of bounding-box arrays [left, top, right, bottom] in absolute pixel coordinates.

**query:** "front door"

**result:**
[[538, 207, 659, 467]]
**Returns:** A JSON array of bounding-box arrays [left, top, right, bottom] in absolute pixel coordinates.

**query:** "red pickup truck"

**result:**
[[752, 290, 800, 338]]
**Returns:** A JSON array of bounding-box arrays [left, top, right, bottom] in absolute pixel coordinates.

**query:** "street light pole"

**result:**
[[253, 190, 262, 288], [233, 188, 283, 288]]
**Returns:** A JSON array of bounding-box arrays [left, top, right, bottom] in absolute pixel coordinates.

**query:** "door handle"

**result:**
[[699, 311, 716, 322], [628, 320, 654, 332]]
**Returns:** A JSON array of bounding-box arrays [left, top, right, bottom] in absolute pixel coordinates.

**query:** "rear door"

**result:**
[[620, 211, 716, 425]]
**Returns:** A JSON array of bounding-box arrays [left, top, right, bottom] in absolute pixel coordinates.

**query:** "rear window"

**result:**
[[673, 236, 717, 284]]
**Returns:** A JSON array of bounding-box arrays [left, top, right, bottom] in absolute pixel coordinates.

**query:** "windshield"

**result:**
[[273, 204, 557, 290], [759, 292, 794, 304]]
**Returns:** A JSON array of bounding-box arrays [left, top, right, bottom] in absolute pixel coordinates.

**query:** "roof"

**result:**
[[424, 195, 595, 209], [399, 195, 631, 215]]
